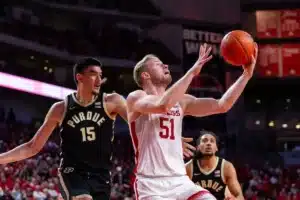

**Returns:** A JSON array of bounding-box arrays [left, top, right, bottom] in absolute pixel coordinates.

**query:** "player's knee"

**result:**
[[199, 193, 216, 200], [192, 193, 216, 200]]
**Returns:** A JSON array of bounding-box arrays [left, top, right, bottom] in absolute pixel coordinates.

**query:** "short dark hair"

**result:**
[[196, 130, 219, 146], [73, 57, 102, 84]]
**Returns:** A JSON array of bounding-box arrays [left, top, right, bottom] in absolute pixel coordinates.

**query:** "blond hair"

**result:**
[[133, 54, 158, 87]]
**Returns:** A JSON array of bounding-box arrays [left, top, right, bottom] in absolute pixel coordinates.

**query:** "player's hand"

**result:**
[[182, 137, 196, 158], [242, 42, 258, 78], [189, 43, 213, 76]]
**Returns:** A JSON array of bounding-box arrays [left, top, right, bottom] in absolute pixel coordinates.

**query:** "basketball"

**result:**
[[220, 30, 255, 66]]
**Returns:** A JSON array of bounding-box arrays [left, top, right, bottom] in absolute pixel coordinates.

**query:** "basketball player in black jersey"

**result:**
[[0, 58, 127, 200], [186, 131, 244, 200]]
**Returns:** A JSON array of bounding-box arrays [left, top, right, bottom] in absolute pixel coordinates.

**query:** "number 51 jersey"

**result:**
[[129, 103, 186, 177], [59, 92, 115, 171]]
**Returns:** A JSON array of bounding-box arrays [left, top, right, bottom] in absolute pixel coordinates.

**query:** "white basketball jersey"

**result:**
[[129, 103, 186, 177]]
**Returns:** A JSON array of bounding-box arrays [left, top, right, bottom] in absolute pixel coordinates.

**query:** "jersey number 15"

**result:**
[[80, 127, 96, 142]]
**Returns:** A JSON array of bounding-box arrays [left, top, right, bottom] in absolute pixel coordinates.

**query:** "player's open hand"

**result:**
[[243, 42, 258, 78], [182, 137, 196, 158], [189, 43, 213, 76]]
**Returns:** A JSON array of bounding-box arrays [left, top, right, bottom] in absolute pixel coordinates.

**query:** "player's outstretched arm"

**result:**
[[105, 92, 128, 122], [127, 44, 213, 115], [224, 161, 244, 200], [181, 43, 258, 117], [0, 102, 64, 164]]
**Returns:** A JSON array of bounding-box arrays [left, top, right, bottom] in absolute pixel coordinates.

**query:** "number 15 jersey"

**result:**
[[129, 103, 186, 177], [59, 92, 115, 171]]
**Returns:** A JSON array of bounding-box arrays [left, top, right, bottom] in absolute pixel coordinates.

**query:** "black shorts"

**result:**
[[58, 167, 111, 200]]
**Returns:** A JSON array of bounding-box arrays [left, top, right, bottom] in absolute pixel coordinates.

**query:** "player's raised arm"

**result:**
[[128, 44, 213, 115], [181, 43, 258, 117], [0, 102, 64, 164], [127, 90, 166, 114]]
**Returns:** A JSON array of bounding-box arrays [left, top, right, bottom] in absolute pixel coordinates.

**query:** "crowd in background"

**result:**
[[238, 163, 300, 199]]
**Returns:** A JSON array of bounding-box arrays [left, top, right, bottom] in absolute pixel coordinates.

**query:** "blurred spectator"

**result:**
[[6, 108, 16, 125], [33, 185, 47, 200], [11, 183, 22, 200], [0, 107, 5, 122]]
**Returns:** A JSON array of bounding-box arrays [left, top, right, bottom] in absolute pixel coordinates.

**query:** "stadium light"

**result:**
[[0, 72, 75, 100], [268, 121, 274, 127]]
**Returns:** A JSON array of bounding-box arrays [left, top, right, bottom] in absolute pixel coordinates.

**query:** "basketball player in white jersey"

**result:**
[[126, 43, 258, 200]]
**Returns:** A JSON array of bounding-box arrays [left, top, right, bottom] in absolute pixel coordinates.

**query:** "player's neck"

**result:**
[[143, 84, 166, 95], [199, 156, 217, 169], [76, 89, 96, 106]]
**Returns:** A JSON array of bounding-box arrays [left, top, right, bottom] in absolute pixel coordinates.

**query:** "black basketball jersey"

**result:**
[[59, 92, 115, 172], [192, 157, 226, 200]]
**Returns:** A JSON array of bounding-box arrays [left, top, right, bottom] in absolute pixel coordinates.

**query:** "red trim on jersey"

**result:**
[[187, 190, 211, 200], [129, 121, 139, 163], [133, 178, 139, 200], [129, 121, 139, 196]]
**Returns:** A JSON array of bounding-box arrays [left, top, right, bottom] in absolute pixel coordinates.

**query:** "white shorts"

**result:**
[[134, 175, 216, 200]]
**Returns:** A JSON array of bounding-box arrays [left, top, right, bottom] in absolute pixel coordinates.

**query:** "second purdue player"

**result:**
[[186, 131, 244, 200], [0, 58, 127, 200]]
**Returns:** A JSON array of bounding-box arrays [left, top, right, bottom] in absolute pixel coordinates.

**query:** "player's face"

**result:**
[[198, 134, 218, 157], [77, 66, 102, 95], [144, 57, 172, 86]]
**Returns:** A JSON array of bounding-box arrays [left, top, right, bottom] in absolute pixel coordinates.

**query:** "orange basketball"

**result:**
[[220, 30, 255, 66]]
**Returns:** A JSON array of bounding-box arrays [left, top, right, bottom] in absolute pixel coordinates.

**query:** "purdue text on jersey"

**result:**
[[59, 92, 115, 171], [67, 111, 106, 128], [192, 157, 226, 200]]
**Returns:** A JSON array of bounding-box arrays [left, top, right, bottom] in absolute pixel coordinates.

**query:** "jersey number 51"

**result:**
[[159, 117, 175, 140]]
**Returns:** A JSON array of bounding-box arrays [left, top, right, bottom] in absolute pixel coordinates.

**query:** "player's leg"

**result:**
[[58, 169, 92, 200], [172, 176, 216, 200], [187, 191, 216, 200], [88, 171, 111, 200], [133, 177, 175, 200], [91, 192, 110, 200], [143, 196, 170, 200]]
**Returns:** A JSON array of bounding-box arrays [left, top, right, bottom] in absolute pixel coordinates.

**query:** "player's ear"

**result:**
[[76, 73, 83, 83], [141, 71, 150, 81]]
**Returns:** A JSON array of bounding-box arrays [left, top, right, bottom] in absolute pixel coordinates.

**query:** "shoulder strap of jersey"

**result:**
[[219, 157, 226, 183], [67, 93, 80, 109], [216, 157, 223, 170], [93, 92, 102, 106], [58, 94, 70, 127], [192, 158, 201, 174]]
